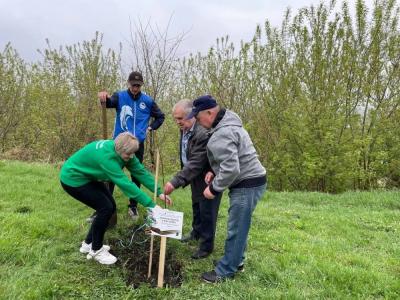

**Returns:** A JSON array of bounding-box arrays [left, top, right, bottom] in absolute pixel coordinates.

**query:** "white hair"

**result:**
[[172, 99, 194, 117], [114, 132, 139, 156]]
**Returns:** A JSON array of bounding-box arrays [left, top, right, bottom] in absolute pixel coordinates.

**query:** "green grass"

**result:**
[[0, 160, 399, 299]]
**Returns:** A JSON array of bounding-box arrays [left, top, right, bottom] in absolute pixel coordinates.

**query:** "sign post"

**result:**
[[146, 150, 184, 287], [150, 207, 184, 287]]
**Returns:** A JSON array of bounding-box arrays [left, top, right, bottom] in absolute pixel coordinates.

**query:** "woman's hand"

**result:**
[[159, 193, 173, 206]]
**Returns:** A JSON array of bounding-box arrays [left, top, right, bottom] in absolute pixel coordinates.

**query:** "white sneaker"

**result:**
[[79, 241, 110, 254], [128, 207, 139, 222], [86, 246, 117, 265]]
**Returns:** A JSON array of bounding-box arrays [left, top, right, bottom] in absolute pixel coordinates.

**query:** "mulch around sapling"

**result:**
[[109, 225, 184, 288]]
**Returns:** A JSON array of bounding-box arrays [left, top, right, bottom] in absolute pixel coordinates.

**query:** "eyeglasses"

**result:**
[[130, 83, 141, 88]]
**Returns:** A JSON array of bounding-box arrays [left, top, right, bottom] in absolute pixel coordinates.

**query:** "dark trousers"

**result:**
[[61, 181, 116, 251], [191, 177, 222, 252], [109, 141, 144, 209]]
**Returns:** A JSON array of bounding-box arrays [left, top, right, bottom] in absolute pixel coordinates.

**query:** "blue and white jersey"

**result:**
[[113, 91, 154, 142]]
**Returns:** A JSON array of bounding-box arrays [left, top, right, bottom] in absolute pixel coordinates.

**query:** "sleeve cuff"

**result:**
[[170, 177, 185, 189]]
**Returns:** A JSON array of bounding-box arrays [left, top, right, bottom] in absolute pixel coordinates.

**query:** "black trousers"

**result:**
[[191, 177, 222, 252], [109, 141, 145, 209], [61, 181, 116, 251]]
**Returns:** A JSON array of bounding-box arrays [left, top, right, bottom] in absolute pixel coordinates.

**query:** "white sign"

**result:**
[[150, 209, 184, 240]]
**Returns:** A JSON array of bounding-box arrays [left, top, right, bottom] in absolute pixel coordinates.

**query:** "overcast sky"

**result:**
[[0, 0, 374, 62]]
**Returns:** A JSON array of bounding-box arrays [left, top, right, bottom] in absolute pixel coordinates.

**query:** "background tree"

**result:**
[[1, 0, 399, 192]]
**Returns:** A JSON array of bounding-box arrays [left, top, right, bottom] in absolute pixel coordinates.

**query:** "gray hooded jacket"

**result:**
[[207, 110, 266, 193]]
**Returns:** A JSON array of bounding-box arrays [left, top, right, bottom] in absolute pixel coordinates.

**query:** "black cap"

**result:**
[[128, 71, 144, 85], [186, 95, 217, 119]]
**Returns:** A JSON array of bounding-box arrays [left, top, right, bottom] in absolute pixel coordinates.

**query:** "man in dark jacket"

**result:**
[[186, 95, 267, 283], [97, 71, 165, 221], [163, 99, 222, 259]]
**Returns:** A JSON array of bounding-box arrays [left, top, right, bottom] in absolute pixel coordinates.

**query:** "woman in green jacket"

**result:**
[[60, 132, 170, 265]]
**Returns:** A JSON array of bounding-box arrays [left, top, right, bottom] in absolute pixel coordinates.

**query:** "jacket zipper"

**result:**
[[133, 100, 136, 137]]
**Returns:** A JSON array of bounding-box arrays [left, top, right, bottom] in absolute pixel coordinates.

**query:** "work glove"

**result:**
[[146, 205, 163, 227]]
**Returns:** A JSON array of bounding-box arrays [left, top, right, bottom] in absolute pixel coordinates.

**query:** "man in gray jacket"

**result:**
[[164, 99, 222, 259], [186, 95, 267, 283]]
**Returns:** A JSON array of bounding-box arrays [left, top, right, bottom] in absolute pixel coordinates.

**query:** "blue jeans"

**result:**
[[215, 183, 266, 278]]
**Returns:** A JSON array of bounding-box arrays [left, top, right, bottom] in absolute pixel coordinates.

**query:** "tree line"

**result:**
[[1, 0, 399, 192]]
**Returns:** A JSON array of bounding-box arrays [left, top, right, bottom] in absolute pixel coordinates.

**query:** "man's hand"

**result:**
[[159, 193, 173, 205], [163, 182, 175, 195], [203, 186, 215, 199], [204, 171, 215, 185], [98, 91, 110, 103], [147, 126, 152, 133]]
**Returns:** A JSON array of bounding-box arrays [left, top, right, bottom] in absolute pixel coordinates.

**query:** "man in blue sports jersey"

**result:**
[[96, 71, 165, 221]]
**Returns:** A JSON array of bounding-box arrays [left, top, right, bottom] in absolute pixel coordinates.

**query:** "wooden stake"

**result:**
[[148, 150, 160, 279], [101, 102, 117, 228], [156, 146, 166, 287], [101, 103, 107, 140], [147, 234, 154, 279], [157, 236, 167, 288]]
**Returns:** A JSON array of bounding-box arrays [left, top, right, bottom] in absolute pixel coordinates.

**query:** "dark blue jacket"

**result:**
[[106, 90, 165, 142]]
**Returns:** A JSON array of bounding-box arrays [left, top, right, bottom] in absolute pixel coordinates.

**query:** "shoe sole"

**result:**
[[86, 254, 117, 265], [201, 275, 226, 284], [213, 261, 244, 272], [202, 278, 217, 284]]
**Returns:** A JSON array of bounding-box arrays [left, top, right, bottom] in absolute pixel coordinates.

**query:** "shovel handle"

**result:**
[[101, 101, 115, 227], [101, 102, 107, 140]]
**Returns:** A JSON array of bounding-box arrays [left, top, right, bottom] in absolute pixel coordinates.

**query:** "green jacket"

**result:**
[[60, 140, 160, 208]]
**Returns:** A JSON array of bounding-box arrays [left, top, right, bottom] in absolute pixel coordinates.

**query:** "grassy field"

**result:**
[[0, 160, 399, 299]]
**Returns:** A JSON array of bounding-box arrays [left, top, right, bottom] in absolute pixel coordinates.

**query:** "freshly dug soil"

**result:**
[[109, 225, 184, 288]]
